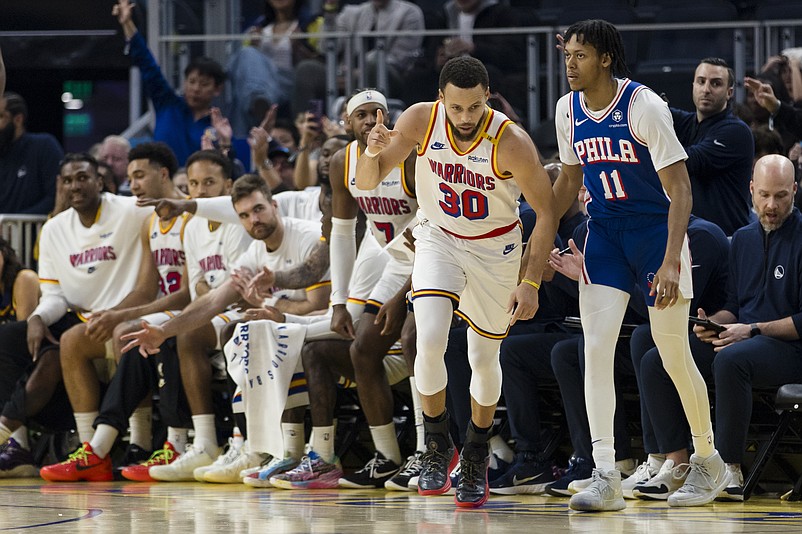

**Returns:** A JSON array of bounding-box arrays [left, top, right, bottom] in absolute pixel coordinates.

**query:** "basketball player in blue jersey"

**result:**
[[356, 56, 558, 508], [549, 20, 729, 511]]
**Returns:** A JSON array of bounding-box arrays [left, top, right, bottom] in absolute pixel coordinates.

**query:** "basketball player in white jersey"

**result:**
[[355, 57, 558, 507], [326, 89, 420, 488], [11, 153, 155, 482], [41, 150, 254, 483], [54, 143, 185, 453], [119, 174, 330, 480]]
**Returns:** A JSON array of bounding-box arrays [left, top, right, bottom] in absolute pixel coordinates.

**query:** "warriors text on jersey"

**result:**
[[345, 140, 417, 259], [184, 216, 253, 301], [147, 212, 189, 298], [415, 101, 521, 238], [36, 193, 151, 319]]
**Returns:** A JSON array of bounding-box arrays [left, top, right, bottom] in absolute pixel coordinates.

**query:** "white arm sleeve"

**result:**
[[30, 293, 68, 326], [329, 217, 357, 306], [194, 196, 240, 225]]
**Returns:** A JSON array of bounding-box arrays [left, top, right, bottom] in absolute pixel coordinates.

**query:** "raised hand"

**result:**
[[366, 108, 398, 155], [120, 321, 166, 358], [112, 0, 135, 25], [247, 266, 277, 299], [137, 197, 194, 220], [211, 107, 233, 146]]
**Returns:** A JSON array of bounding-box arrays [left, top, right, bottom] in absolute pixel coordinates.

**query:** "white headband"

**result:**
[[346, 90, 388, 116]]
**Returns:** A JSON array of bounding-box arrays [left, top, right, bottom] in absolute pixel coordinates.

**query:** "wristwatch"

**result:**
[[750, 323, 761, 338]]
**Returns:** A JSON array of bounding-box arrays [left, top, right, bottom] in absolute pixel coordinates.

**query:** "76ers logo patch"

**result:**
[[646, 272, 655, 289]]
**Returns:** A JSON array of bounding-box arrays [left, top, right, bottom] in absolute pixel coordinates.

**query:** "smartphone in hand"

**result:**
[[688, 316, 726, 334], [308, 99, 323, 121]]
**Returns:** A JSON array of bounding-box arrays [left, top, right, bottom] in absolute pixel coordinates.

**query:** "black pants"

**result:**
[[94, 338, 192, 434], [551, 335, 635, 461], [635, 324, 802, 464], [0, 314, 81, 430]]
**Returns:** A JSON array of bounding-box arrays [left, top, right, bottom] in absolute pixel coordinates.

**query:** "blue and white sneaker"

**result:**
[[546, 455, 593, 497], [489, 451, 554, 495], [242, 456, 299, 488]]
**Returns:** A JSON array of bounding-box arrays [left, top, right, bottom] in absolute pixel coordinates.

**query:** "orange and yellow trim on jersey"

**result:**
[[365, 298, 385, 309], [454, 309, 510, 340], [343, 141, 355, 190], [400, 161, 415, 198], [215, 312, 233, 323], [306, 280, 332, 292], [417, 102, 440, 157], [447, 106, 494, 156], [490, 119, 515, 180], [347, 297, 367, 306]]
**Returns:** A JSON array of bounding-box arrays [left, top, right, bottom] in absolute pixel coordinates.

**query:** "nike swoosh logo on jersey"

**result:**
[[574, 118, 589, 126], [503, 244, 518, 255], [430, 141, 447, 150], [713, 139, 726, 147], [513, 475, 537, 485]]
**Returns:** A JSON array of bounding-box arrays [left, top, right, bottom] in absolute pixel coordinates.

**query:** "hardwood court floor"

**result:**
[[1, 478, 801, 533]]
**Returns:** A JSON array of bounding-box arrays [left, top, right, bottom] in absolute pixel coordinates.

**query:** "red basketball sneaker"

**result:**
[[121, 442, 181, 482], [40, 443, 113, 482]]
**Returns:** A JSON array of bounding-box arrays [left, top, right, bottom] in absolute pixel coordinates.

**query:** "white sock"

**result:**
[[191, 414, 217, 453], [369, 422, 401, 464], [282, 422, 305, 460], [167, 427, 189, 453], [10, 426, 29, 450], [408, 377, 425, 452], [0, 422, 13, 445], [128, 407, 152, 450], [311, 425, 335, 463], [691, 429, 716, 458], [74, 411, 99, 443], [89, 424, 119, 459], [647, 453, 666, 470]]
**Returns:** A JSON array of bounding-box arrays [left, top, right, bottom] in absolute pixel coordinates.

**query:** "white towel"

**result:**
[[224, 320, 308, 457]]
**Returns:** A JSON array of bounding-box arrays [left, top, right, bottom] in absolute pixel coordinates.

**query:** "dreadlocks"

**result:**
[[564, 19, 630, 78]]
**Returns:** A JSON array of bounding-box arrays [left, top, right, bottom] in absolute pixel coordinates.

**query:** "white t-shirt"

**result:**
[[184, 216, 253, 301]]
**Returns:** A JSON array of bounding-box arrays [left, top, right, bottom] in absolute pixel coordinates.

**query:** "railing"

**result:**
[[150, 19, 802, 132], [0, 215, 48, 269]]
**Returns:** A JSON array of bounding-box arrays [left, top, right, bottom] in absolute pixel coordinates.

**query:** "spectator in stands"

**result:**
[[112, 0, 226, 165], [293, 0, 425, 113], [745, 75, 802, 143], [426, 0, 527, 118], [0, 153, 152, 478], [0, 236, 40, 477], [671, 58, 754, 236], [226, 0, 324, 133], [97, 135, 131, 195], [685, 155, 802, 501], [0, 92, 63, 215], [0, 238, 39, 324]]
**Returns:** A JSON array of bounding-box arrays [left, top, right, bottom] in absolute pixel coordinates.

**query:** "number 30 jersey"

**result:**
[[415, 102, 521, 239], [556, 78, 687, 221]]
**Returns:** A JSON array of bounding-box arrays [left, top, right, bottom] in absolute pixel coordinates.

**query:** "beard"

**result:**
[[446, 115, 482, 143], [0, 122, 16, 155], [755, 201, 793, 232], [248, 221, 277, 241]]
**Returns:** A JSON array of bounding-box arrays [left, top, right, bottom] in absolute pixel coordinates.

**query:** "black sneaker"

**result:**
[[545, 455, 593, 497], [385, 451, 424, 491], [418, 435, 458, 495], [338, 452, 401, 489], [115, 443, 152, 469], [455, 440, 490, 508], [489, 451, 555, 495]]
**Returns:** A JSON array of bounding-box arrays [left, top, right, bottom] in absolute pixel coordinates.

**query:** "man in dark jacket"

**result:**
[[671, 58, 754, 236]]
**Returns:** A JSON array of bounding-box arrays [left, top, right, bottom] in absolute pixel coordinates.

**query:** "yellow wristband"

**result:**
[[521, 278, 540, 290]]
